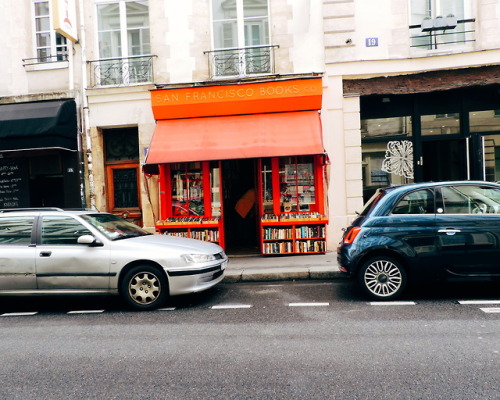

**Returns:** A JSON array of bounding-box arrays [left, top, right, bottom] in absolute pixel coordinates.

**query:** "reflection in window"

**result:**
[[392, 189, 435, 214], [171, 162, 204, 216], [421, 113, 460, 135], [361, 116, 412, 139], [279, 156, 316, 213], [0, 217, 34, 245], [441, 186, 500, 214], [41, 216, 92, 245]]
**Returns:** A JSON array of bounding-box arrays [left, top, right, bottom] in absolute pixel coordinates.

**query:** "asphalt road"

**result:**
[[0, 280, 499, 400]]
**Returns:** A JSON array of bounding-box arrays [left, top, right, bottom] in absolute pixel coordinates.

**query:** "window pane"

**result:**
[[421, 113, 460, 135], [171, 163, 204, 216], [34, 1, 50, 16], [392, 189, 435, 214], [0, 217, 34, 245], [469, 110, 500, 133], [361, 116, 412, 139], [104, 128, 139, 162], [127, 1, 150, 55], [261, 158, 273, 215], [113, 168, 139, 208], [41, 216, 92, 245], [36, 17, 50, 31], [279, 156, 316, 213]]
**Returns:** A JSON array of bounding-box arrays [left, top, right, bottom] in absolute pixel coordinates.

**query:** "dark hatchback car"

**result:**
[[337, 181, 500, 300]]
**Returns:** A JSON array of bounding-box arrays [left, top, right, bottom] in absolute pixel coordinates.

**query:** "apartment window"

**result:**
[[96, 0, 151, 85], [410, 0, 472, 50], [211, 0, 271, 76], [32, 0, 67, 63]]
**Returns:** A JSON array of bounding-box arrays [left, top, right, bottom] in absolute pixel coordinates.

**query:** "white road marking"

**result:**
[[211, 304, 253, 309], [157, 307, 176, 311], [480, 308, 500, 313], [67, 310, 105, 314], [370, 301, 416, 306], [458, 300, 500, 305], [289, 302, 330, 307], [1, 312, 38, 317]]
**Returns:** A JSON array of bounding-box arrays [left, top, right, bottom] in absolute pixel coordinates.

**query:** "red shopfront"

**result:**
[[146, 77, 328, 255]]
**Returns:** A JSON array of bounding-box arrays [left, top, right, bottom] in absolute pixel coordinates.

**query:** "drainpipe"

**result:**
[[78, 0, 96, 210]]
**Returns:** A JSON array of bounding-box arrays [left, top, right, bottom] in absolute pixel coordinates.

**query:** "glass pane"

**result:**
[[244, 0, 268, 18], [213, 21, 238, 49], [481, 134, 500, 182], [440, 185, 500, 214], [36, 33, 50, 47], [470, 110, 500, 133], [213, 0, 237, 20], [36, 17, 50, 32], [362, 140, 414, 203], [279, 156, 316, 213], [0, 217, 34, 245], [261, 158, 273, 215], [34, 2, 50, 16], [41, 216, 92, 245], [104, 129, 139, 162], [171, 163, 204, 216], [113, 168, 139, 208], [421, 113, 460, 135], [210, 162, 221, 217], [243, 0, 269, 46], [97, 4, 120, 30], [126, 1, 149, 28], [361, 116, 412, 139], [392, 189, 435, 214]]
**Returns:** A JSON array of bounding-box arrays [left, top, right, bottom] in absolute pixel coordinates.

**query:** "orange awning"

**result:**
[[145, 111, 324, 164]]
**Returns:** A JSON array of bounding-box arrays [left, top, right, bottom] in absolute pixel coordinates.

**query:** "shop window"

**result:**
[[279, 157, 317, 213], [170, 162, 205, 216], [30, 0, 68, 64], [361, 117, 414, 202], [96, 0, 151, 85], [421, 113, 460, 135]]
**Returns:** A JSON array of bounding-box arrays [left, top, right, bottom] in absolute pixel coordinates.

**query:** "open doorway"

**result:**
[[222, 159, 259, 254]]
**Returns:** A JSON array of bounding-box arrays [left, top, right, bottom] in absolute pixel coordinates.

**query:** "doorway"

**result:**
[[222, 159, 259, 254], [421, 139, 466, 182]]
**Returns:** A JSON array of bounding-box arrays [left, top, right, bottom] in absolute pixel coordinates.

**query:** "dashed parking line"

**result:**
[[157, 307, 176, 311], [458, 300, 500, 305], [67, 310, 105, 315], [211, 304, 253, 309], [289, 302, 330, 307], [370, 301, 417, 306], [1, 312, 38, 317], [480, 308, 500, 313]]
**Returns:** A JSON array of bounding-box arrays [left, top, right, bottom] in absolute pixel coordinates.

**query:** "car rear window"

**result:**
[[360, 191, 385, 216]]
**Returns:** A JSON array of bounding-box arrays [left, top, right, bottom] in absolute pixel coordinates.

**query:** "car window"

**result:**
[[392, 189, 435, 214], [0, 216, 34, 245], [441, 185, 500, 214], [41, 216, 92, 245], [81, 213, 150, 240]]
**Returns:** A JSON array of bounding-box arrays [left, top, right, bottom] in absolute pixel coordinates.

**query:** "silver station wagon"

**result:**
[[0, 209, 227, 310]]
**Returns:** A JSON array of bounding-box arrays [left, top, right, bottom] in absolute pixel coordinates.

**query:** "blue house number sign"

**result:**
[[365, 38, 378, 47]]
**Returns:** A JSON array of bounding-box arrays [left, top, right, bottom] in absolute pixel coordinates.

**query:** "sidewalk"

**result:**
[[223, 251, 345, 283]]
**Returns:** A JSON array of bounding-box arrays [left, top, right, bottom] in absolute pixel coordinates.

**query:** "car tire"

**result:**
[[121, 265, 168, 311], [358, 256, 407, 300]]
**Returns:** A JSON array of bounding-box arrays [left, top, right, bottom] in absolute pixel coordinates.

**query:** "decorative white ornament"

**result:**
[[381, 140, 414, 179]]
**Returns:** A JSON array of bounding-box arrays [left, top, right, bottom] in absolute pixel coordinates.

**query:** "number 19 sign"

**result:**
[[365, 38, 379, 47]]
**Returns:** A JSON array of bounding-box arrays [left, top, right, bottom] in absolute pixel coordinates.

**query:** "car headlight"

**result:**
[[181, 254, 217, 264]]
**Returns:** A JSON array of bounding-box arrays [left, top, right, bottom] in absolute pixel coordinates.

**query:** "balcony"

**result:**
[[204, 45, 278, 79], [88, 55, 155, 88], [410, 18, 475, 50]]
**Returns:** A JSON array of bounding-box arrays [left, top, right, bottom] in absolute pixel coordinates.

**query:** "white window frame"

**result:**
[[29, 0, 68, 69]]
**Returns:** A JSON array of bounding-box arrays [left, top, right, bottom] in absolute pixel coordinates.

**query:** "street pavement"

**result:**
[[223, 250, 344, 283]]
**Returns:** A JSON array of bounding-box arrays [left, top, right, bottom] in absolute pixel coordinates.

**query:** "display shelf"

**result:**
[[157, 223, 221, 244], [260, 219, 327, 255]]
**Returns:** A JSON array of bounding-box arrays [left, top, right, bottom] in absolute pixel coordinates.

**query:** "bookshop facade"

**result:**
[[145, 77, 329, 255]]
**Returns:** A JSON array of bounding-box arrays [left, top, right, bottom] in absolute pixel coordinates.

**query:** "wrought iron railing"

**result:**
[[409, 18, 475, 50], [22, 54, 69, 67], [88, 55, 155, 88], [204, 45, 278, 79]]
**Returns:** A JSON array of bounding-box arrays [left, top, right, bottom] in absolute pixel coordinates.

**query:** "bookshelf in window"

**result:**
[[155, 162, 225, 249]]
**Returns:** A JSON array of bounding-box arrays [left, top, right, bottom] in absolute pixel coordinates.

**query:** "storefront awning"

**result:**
[[0, 100, 78, 152], [145, 111, 324, 164]]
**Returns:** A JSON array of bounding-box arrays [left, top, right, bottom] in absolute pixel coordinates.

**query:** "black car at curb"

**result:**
[[337, 181, 500, 300]]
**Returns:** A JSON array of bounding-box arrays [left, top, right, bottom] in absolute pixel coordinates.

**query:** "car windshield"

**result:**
[[81, 214, 151, 241]]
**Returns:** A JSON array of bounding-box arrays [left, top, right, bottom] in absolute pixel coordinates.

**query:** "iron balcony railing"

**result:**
[[88, 55, 156, 88], [409, 18, 475, 50], [22, 53, 69, 67], [204, 45, 278, 79]]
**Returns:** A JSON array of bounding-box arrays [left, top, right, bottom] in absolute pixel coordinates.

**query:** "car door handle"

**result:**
[[39, 251, 52, 257], [438, 229, 461, 235]]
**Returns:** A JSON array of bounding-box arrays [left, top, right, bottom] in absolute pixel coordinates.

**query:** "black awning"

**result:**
[[0, 100, 78, 151]]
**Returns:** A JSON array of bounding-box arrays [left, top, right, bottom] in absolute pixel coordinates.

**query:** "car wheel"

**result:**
[[358, 256, 407, 300], [121, 265, 168, 310]]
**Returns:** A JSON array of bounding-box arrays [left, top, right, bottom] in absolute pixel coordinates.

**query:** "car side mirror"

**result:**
[[77, 234, 103, 247]]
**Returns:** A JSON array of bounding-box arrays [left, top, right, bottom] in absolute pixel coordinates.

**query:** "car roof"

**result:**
[[0, 208, 102, 217], [381, 180, 500, 195]]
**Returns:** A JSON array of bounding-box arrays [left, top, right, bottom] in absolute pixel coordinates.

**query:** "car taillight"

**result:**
[[343, 226, 362, 245]]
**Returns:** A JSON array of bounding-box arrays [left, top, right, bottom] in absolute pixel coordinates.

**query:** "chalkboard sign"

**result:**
[[0, 158, 30, 209]]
